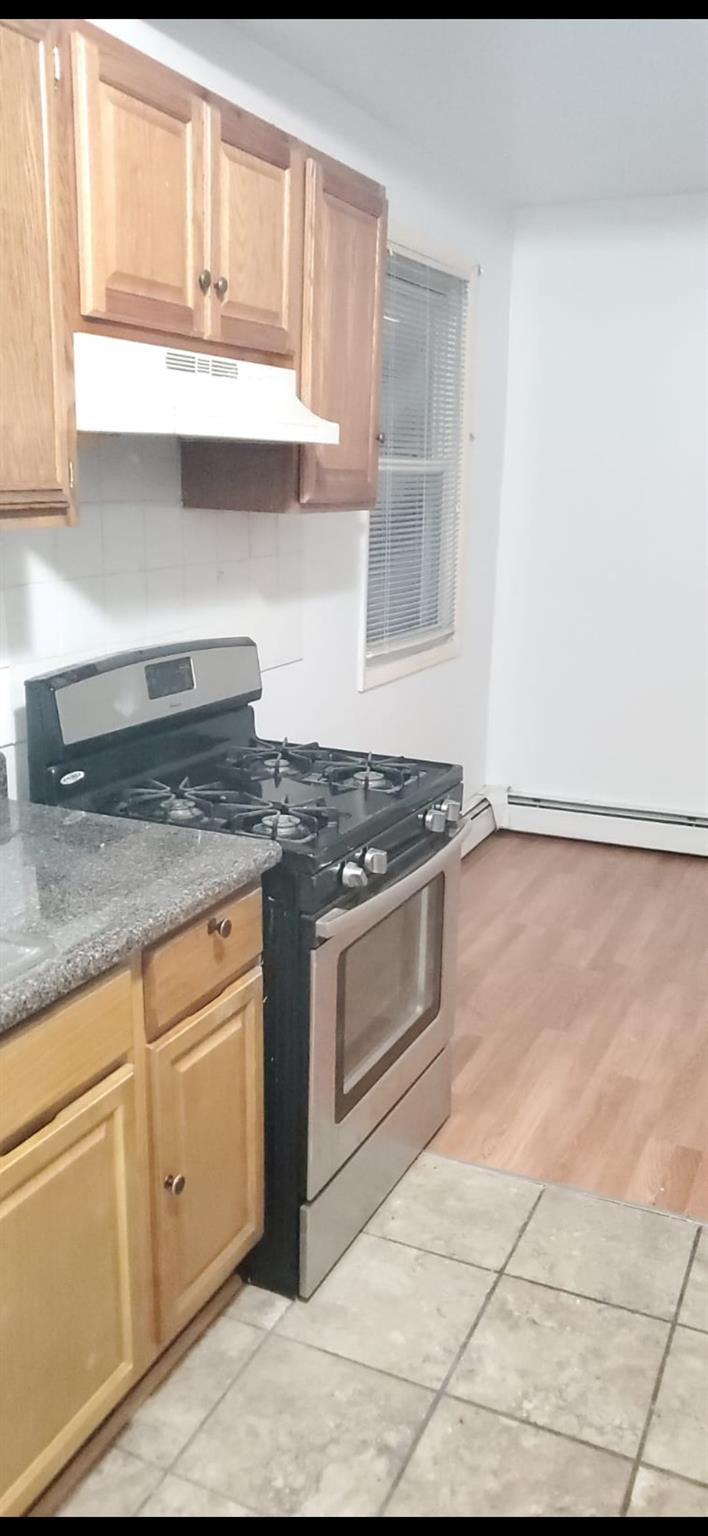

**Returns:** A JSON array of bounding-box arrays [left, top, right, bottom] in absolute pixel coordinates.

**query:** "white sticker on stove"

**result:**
[[60, 770, 86, 786]]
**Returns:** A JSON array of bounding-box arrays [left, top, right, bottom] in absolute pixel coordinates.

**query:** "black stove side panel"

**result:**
[[244, 866, 310, 1298]]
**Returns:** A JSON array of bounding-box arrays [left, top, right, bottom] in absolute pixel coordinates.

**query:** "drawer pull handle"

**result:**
[[207, 915, 232, 939], [164, 1172, 186, 1196]]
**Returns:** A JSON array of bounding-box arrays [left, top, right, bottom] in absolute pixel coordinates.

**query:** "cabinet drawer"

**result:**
[[142, 888, 262, 1041], [0, 968, 133, 1151]]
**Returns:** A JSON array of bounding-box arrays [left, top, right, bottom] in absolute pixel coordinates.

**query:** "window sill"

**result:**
[[358, 630, 461, 692]]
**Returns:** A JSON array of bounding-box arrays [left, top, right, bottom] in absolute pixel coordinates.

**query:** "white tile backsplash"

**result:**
[[0, 437, 304, 791]]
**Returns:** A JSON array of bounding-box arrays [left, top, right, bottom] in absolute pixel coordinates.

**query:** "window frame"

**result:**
[[358, 241, 476, 693]]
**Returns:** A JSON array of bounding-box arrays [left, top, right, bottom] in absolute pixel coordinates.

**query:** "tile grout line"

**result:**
[[618, 1221, 702, 1517], [426, 1149, 705, 1230], [441, 1390, 637, 1468], [367, 1226, 687, 1325], [376, 1184, 547, 1517], [130, 1322, 277, 1518]]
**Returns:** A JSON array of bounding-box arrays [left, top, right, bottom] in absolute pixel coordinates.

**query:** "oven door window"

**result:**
[[335, 874, 444, 1120]]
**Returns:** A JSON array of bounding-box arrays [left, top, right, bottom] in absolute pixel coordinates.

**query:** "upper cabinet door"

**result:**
[[300, 157, 387, 509], [0, 20, 75, 525], [207, 103, 304, 356], [71, 32, 207, 337]]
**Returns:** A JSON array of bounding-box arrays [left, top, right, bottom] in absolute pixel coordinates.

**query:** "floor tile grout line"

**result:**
[[441, 1390, 637, 1467], [133, 1461, 265, 1520], [366, 1225, 686, 1325], [640, 1461, 708, 1493], [130, 1324, 276, 1517], [377, 1184, 546, 1517], [618, 1221, 702, 1517], [427, 1149, 705, 1229]]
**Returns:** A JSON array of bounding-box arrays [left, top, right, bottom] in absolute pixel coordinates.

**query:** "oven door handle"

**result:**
[[314, 826, 464, 943]]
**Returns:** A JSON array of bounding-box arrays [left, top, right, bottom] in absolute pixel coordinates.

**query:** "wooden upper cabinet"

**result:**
[[300, 156, 387, 509], [0, 19, 75, 525], [207, 103, 304, 355], [71, 32, 207, 337]]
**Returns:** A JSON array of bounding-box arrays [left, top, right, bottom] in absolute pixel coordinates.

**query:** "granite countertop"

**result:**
[[0, 796, 281, 1034]]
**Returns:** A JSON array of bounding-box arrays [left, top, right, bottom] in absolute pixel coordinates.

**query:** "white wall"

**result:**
[[488, 195, 708, 816], [0, 19, 512, 802]]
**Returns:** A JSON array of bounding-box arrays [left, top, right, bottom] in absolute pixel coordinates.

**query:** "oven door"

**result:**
[[306, 832, 461, 1199]]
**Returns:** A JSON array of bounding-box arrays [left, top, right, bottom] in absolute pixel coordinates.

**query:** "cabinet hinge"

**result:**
[[52, 46, 62, 84], [68, 459, 75, 491]]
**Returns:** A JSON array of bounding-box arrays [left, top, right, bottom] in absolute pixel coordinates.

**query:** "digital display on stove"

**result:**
[[144, 655, 195, 700]]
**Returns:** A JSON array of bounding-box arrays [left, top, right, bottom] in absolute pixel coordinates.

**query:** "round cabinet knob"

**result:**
[[208, 915, 232, 939], [198, 268, 212, 294], [424, 806, 447, 834], [363, 847, 388, 876], [164, 1173, 187, 1196], [214, 276, 229, 299], [341, 860, 369, 890], [442, 799, 461, 825]]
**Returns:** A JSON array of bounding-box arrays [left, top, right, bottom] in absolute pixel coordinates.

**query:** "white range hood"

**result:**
[[73, 333, 339, 446]]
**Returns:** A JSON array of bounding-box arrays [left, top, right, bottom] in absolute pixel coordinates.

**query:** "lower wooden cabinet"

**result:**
[[0, 1066, 143, 1517], [148, 967, 264, 1343]]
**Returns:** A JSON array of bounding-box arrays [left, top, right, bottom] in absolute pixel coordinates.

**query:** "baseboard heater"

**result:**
[[507, 793, 707, 856], [460, 794, 496, 856]]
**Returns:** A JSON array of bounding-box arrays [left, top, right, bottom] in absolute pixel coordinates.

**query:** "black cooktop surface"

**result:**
[[96, 737, 460, 864]]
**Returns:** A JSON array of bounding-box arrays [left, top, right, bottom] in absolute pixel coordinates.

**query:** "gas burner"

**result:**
[[314, 754, 421, 796], [227, 739, 320, 782], [228, 795, 341, 846], [115, 776, 233, 827]]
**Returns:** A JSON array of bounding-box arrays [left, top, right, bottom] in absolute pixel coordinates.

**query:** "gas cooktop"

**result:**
[[100, 739, 449, 859]]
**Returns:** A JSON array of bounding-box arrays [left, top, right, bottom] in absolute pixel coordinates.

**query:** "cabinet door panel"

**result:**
[[72, 33, 206, 336], [149, 969, 264, 1342], [300, 157, 387, 509], [0, 1066, 140, 1516], [0, 20, 74, 523], [209, 104, 303, 355]]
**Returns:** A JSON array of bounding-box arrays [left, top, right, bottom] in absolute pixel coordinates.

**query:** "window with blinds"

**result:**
[[365, 250, 468, 662]]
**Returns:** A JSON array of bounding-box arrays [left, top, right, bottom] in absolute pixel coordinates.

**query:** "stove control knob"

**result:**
[[424, 806, 447, 834], [341, 860, 369, 890], [363, 847, 388, 876], [441, 798, 461, 825]]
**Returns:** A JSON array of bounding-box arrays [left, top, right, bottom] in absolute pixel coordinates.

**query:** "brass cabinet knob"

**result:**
[[214, 275, 229, 299], [207, 915, 232, 939], [198, 268, 212, 294], [164, 1173, 186, 1196]]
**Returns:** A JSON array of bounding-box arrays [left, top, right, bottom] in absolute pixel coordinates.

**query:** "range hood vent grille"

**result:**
[[165, 349, 239, 382]]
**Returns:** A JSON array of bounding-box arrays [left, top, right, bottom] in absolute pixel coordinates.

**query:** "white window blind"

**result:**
[[366, 250, 468, 661]]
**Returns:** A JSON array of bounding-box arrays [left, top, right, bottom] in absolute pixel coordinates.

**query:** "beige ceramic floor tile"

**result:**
[[367, 1152, 540, 1269], [277, 1231, 493, 1387], [680, 1230, 708, 1332], [118, 1316, 261, 1468], [628, 1466, 708, 1517], [138, 1473, 253, 1517], [644, 1326, 708, 1483], [449, 1275, 668, 1455], [177, 1334, 432, 1517], [386, 1397, 630, 1517], [57, 1449, 162, 1518], [508, 1186, 695, 1317], [226, 1283, 292, 1331]]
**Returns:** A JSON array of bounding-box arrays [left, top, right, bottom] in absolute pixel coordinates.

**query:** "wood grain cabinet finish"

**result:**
[[0, 1066, 142, 1517], [300, 156, 387, 509], [0, 19, 75, 526], [71, 31, 207, 337], [207, 102, 304, 355], [148, 968, 264, 1343]]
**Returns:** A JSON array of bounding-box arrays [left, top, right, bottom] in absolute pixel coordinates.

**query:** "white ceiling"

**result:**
[[232, 18, 708, 205]]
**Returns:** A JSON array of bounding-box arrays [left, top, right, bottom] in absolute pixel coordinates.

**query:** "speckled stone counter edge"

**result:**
[[0, 805, 280, 1034]]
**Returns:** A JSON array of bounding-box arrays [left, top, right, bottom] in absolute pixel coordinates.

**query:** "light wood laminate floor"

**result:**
[[433, 832, 708, 1221]]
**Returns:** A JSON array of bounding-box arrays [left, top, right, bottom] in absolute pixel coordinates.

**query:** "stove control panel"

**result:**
[[424, 798, 461, 833]]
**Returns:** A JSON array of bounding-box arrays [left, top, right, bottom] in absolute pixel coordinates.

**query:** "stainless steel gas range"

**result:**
[[26, 638, 463, 1297]]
